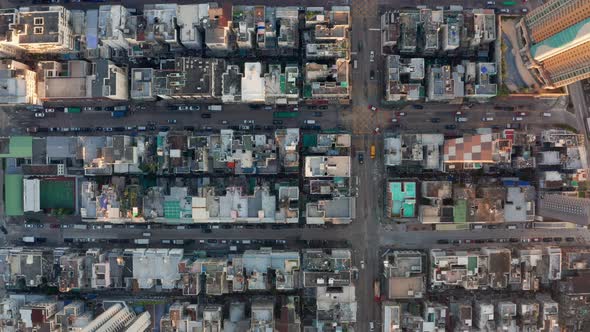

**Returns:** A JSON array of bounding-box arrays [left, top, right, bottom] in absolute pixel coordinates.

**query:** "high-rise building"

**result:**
[[517, 0, 590, 88]]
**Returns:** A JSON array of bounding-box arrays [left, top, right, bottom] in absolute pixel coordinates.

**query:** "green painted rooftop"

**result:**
[[0, 136, 33, 158], [5, 174, 23, 216]]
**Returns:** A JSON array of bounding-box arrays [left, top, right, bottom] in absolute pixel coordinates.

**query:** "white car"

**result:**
[[34, 112, 45, 118], [360, 260, 365, 269], [44, 108, 55, 113], [369, 51, 375, 62], [177, 105, 189, 111]]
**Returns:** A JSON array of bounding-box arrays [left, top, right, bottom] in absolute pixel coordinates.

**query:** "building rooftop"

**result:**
[[241, 62, 265, 102], [304, 156, 350, 177], [16, 7, 61, 45], [222, 65, 242, 102], [153, 57, 224, 99], [176, 4, 209, 48], [143, 4, 178, 43], [387, 181, 417, 218], [130, 68, 153, 99]]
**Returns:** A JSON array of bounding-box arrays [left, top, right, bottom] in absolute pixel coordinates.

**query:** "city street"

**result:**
[[8, 221, 590, 249], [0, 0, 585, 330]]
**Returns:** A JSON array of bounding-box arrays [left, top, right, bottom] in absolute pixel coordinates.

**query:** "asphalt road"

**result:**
[[10, 221, 590, 248], [7, 104, 342, 134]]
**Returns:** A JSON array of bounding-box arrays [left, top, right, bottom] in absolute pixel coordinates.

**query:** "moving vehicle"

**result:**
[[370, 145, 376, 159], [273, 112, 298, 118], [189, 106, 200, 111], [177, 105, 189, 111], [370, 70, 375, 80], [34, 112, 45, 118], [374, 279, 381, 302], [111, 111, 128, 119], [23, 236, 36, 243], [304, 120, 316, 124], [502, 1, 515, 5], [369, 51, 375, 62], [208, 105, 223, 112], [543, 112, 552, 117], [353, 60, 358, 69], [368, 105, 377, 112], [430, 118, 440, 123], [412, 104, 424, 109], [201, 113, 211, 118], [168, 119, 177, 124], [358, 153, 364, 164], [482, 117, 494, 121], [65, 107, 81, 113], [134, 239, 149, 244]]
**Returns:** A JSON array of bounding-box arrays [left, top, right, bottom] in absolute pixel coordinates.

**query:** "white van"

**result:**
[[543, 112, 552, 117], [304, 120, 316, 124]]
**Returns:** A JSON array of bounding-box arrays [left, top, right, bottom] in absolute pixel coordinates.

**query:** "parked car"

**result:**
[[368, 105, 377, 112], [201, 113, 211, 118], [44, 108, 55, 113], [358, 153, 364, 164], [34, 112, 45, 118], [189, 106, 200, 111], [430, 118, 440, 123], [412, 104, 424, 109], [177, 105, 189, 111], [369, 51, 375, 62]]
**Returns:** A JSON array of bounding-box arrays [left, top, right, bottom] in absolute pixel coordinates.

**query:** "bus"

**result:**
[[273, 112, 299, 118]]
